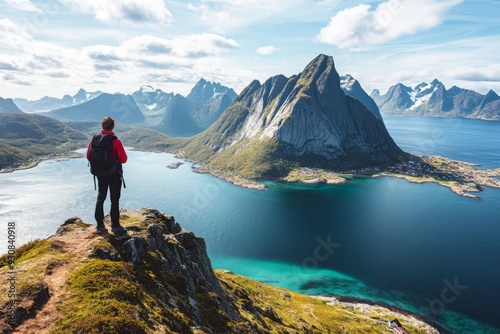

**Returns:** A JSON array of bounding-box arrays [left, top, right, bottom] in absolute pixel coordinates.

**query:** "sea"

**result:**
[[1, 116, 499, 333]]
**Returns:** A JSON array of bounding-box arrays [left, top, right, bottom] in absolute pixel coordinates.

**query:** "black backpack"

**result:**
[[88, 134, 118, 177]]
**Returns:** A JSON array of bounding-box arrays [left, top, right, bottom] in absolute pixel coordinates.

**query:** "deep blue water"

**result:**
[[0, 116, 499, 333]]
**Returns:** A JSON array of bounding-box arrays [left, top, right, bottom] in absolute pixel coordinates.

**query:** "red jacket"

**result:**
[[86, 130, 127, 164]]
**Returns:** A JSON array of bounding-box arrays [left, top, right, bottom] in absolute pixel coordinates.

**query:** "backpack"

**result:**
[[88, 134, 118, 177]]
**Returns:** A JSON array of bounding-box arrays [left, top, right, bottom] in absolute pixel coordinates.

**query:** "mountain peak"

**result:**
[[340, 74, 382, 120], [182, 54, 408, 177], [298, 54, 337, 92], [187, 78, 237, 103]]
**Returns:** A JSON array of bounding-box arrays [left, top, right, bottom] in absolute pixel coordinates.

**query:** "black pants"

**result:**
[[95, 173, 122, 227]]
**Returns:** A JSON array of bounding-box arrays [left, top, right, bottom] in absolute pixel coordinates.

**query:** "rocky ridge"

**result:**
[[372, 80, 500, 120], [0, 208, 440, 333]]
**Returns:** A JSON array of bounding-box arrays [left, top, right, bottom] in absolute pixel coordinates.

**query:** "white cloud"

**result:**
[[57, 0, 173, 24], [449, 64, 500, 82], [256, 46, 280, 55], [0, 17, 241, 99], [317, 0, 462, 50], [188, 0, 303, 31], [3, 0, 40, 12]]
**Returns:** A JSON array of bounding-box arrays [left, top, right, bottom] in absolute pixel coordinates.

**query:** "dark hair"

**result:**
[[101, 117, 115, 131]]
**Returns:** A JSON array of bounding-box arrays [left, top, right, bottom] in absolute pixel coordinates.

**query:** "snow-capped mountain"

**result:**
[[371, 80, 500, 120], [186, 78, 237, 103], [340, 74, 382, 120], [13, 89, 103, 113], [131, 80, 238, 136]]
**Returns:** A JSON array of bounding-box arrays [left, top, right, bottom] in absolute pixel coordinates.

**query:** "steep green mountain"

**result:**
[[0, 208, 438, 333], [0, 112, 88, 169], [181, 54, 409, 178]]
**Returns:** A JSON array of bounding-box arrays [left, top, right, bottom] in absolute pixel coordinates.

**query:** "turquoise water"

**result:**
[[1, 116, 499, 333]]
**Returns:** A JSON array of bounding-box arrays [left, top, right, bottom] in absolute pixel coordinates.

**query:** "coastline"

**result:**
[[5, 150, 499, 200], [186, 155, 500, 200], [313, 294, 443, 334], [0, 152, 83, 174]]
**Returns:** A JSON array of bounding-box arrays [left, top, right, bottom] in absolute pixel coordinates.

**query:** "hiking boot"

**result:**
[[96, 225, 108, 234], [111, 226, 128, 240]]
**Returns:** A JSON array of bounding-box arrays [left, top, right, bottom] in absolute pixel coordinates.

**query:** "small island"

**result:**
[[166, 161, 184, 169]]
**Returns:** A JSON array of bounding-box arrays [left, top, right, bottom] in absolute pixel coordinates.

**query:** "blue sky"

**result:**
[[1, 0, 499, 100]]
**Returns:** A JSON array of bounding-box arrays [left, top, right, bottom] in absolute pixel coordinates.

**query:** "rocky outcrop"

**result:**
[[117, 209, 238, 321]]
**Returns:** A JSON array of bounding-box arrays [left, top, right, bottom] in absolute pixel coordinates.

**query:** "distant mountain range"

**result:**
[[47, 93, 146, 125], [4, 80, 237, 137], [132, 79, 237, 136], [14, 89, 103, 113], [371, 79, 500, 120], [181, 54, 409, 178]]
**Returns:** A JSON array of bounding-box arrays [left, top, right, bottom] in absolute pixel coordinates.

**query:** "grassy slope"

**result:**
[[0, 113, 89, 169]]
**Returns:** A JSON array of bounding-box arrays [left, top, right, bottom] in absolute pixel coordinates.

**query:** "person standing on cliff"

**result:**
[[86, 116, 128, 239]]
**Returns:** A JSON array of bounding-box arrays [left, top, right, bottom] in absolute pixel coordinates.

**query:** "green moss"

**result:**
[[11, 239, 57, 264], [53, 260, 150, 334], [297, 77, 312, 88], [262, 97, 277, 120]]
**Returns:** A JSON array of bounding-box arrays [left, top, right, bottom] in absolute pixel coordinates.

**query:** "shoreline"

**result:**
[[0, 152, 83, 174], [4, 150, 500, 200], [186, 155, 500, 200], [315, 294, 447, 334]]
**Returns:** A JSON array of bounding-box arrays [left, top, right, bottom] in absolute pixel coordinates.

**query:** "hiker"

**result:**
[[86, 116, 128, 239]]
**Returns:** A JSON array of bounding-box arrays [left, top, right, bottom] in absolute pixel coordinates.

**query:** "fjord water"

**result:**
[[1, 116, 499, 333]]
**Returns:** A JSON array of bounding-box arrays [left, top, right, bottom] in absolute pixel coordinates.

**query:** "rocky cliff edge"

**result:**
[[0, 208, 438, 333]]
